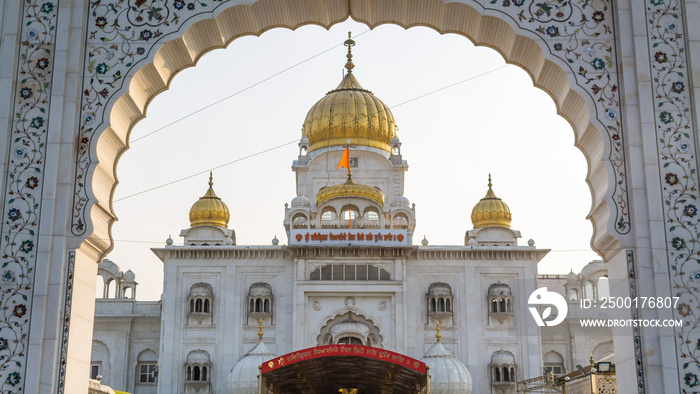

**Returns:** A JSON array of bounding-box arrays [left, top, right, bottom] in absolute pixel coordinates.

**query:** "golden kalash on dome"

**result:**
[[189, 172, 230, 227], [471, 174, 512, 228], [301, 32, 398, 153]]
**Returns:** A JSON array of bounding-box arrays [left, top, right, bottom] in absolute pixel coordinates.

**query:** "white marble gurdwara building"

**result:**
[[92, 44, 613, 394]]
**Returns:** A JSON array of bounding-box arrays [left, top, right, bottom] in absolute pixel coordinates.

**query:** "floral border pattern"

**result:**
[[71, 0, 630, 237], [627, 250, 646, 392], [56, 251, 75, 394], [0, 0, 57, 391], [645, 1, 700, 392], [72, 0, 224, 235], [481, 0, 630, 234]]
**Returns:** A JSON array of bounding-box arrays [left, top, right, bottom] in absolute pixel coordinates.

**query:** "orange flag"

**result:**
[[337, 146, 350, 170]]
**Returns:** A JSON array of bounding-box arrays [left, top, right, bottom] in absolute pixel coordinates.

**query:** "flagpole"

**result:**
[[348, 140, 352, 229]]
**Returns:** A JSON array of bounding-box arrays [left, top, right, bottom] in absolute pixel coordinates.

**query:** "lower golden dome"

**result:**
[[189, 173, 230, 227], [317, 176, 384, 206], [471, 175, 511, 228]]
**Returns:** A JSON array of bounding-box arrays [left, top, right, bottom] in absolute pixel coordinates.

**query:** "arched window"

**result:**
[[247, 283, 273, 324], [544, 351, 566, 376], [317, 312, 383, 348], [426, 282, 454, 326], [185, 349, 211, 389], [491, 350, 516, 386], [193, 366, 200, 381], [488, 282, 513, 323], [187, 283, 213, 326], [137, 349, 158, 385], [391, 213, 409, 229], [292, 212, 309, 229], [427, 283, 454, 325], [91, 341, 110, 384], [569, 289, 579, 301]]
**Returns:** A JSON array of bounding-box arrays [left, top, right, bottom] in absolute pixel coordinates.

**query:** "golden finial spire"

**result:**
[[488, 173, 492, 189], [436, 320, 442, 343], [590, 353, 595, 367], [344, 32, 355, 73], [208, 171, 213, 187], [258, 318, 264, 341]]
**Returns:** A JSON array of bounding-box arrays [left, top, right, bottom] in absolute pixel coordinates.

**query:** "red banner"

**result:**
[[261, 345, 426, 374], [290, 229, 409, 246]]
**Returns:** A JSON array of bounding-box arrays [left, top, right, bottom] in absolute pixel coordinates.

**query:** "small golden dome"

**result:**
[[301, 33, 398, 153], [316, 175, 384, 206], [189, 172, 230, 227], [471, 174, 512, 228]]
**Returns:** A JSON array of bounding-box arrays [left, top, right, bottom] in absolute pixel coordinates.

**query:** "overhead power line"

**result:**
[[114, 65, 507, 202], [130, 30, 372, 144], [114, 64, 511, 203]]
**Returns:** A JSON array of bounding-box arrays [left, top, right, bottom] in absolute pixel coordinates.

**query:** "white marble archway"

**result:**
[[0, 0, 697, 393]]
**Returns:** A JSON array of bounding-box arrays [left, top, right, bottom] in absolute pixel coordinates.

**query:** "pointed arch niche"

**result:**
[[74, 0, 629, 260]]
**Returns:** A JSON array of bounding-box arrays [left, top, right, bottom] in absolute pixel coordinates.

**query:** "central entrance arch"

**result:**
[[74, 0, 633, 392], [77, 0, 628, 261], [11, 0, 678, 393]]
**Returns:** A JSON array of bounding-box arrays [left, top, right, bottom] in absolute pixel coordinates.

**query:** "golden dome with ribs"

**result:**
[[189, 173, 230, 228], [301, 33, 398, 153], [471, 175, 512, 229]]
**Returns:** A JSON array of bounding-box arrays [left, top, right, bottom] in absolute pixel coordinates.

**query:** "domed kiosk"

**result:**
[[420, 322, 473, 394], [228, 321, 276, 394]]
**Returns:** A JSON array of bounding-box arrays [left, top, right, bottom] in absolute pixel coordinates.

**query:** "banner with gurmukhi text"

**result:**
[[290, 229, 409, 246], [261, 344, 426, 374]]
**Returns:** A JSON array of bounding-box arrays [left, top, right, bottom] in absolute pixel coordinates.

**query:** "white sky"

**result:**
[[102, 19, 600, 301]]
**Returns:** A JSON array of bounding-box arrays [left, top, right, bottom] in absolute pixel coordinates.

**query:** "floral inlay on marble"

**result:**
[[645, 0, 699, 391], [0, 0, 57, 391], [57, 252, 75, 393], [485, 0, 630, 234], [73, 0, 224, 235]]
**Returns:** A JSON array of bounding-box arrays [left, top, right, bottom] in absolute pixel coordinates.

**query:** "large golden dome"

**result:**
[[301, 33, 398, 153], [317, 175, 384, 206], [189, 173, 230, 227], [471, 175, 512, 228]]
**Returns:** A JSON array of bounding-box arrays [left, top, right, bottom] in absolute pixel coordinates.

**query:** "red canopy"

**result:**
[[261, 345, 428, 393]]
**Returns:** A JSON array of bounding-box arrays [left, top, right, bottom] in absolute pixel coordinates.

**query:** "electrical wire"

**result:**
[[129, 29, 372, 144], [114, 65, 511, 203], [113, 138, 299, 202]]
